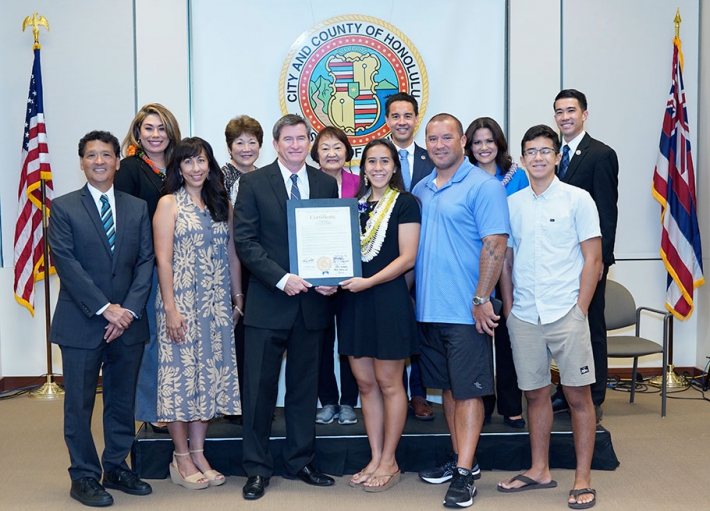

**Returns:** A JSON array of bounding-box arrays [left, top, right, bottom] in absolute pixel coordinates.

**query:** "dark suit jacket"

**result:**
[[560, 133, 619, 265], [115, 155, 163, 219], [411, 143, 435, 190], [233, 160, 339, 331], [48, 185, 154, 349]]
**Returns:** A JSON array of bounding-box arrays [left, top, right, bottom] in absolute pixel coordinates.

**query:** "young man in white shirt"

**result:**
[[497, 124, 602, 510]]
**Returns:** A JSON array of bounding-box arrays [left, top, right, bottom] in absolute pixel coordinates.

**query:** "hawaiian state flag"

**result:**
[[651, 36, 704, 320], [13, 48, 54, 316]]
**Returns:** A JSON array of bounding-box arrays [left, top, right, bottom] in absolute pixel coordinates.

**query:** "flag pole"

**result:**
[[22, 13, 63, 399], [649, 8, 690, 390], [29, 179, 64, 399]]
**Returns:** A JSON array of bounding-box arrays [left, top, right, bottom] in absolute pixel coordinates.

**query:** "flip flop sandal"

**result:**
[[498, 474, 558, 493], [568, 487, 596, 509]]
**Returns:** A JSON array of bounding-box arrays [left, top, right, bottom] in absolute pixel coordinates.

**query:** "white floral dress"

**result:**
[[156, 188, 241, 421]]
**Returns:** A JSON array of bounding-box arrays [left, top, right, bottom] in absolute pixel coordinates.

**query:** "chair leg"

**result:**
[[661, 363, 667, 418], [630, 358, 638, 404]]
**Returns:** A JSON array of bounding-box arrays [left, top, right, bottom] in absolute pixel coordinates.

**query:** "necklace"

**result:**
[[128, 145, 166, 180], [500, 162, 518, 187], [358, 187, 399, 262]]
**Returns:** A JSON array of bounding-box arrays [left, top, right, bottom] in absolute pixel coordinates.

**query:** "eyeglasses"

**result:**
[[523, 147, 556, 157]]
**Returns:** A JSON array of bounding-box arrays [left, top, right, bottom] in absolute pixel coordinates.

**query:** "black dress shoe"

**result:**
[[551, 396, 570, 414], [226, 414, 243, 425], [284, 464, 335, 486], [243, 475, 269, 500], [102, 468, 152, 496], [71, 477, 114, 507], [503, 416, 526, 428]]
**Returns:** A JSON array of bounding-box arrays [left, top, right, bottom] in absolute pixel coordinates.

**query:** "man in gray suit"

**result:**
[[49, 130, 154, 507]]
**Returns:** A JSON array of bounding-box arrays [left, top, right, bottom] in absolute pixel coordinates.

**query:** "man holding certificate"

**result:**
[[233, 114, 339, 500]]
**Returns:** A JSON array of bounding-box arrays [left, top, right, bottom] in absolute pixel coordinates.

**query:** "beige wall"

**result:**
[[1, 0, 707, 381]]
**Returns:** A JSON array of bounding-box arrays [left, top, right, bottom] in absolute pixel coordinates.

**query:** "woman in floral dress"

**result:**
[[153, 137, 242, 489]]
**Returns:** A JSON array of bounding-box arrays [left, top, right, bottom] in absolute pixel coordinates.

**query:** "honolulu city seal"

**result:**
[[279, 15, 428, 161]]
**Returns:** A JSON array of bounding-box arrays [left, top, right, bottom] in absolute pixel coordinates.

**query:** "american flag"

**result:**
[[651, 37, 704, 320], [13, 48, 54, 316]]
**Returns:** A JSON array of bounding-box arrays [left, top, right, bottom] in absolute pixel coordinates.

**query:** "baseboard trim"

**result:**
[[606, 366, 703, 381], [0, 375, 65, 393], [1, 367, 704, 393], [549, 366, 701, 385]]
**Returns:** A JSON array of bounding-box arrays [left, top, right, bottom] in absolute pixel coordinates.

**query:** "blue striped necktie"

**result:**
[[100, 194, 115, 252], [558, 144, 570, 178], [290, 174, 301, 200], [398, 149, 411, 191]]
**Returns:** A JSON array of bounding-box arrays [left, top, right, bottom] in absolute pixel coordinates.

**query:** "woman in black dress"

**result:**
[[116, 103, 181, 428], [338, 139, 420, 492]]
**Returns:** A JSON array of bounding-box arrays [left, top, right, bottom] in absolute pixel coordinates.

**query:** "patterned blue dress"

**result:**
[[156, 188, 241, 421]]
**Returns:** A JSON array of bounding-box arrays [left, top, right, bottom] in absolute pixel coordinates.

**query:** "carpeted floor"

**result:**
[[1, 383, 708, 510]]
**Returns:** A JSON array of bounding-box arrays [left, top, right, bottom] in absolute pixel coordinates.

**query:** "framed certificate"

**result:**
[[286, 198, 362, 286]]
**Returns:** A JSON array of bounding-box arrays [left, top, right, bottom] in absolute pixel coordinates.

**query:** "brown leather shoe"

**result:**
[[410, 396, 434, 420]]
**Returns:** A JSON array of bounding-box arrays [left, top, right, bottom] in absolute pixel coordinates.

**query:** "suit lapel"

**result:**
[[562, 133, 591, 183], [81, 186, 113, 257], [266, 162, 289, 215], [140, 159, 163, 192], [306, 165, 323, 198], [412, 144, 432, 189], [112, 192, 128, 270]]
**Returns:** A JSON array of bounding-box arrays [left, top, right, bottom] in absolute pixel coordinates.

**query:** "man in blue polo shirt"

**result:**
[[413, 113, 510, 508]]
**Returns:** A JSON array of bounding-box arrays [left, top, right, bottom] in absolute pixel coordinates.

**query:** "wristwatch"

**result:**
[[472, 296, 491, 306]]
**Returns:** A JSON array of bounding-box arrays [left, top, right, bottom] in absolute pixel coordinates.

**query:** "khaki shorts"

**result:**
[[507, 305, 595, 391]]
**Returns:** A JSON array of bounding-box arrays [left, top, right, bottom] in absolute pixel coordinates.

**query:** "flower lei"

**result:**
[[500, 162, 519, 187], [127, 145, 165, 179], [358, 187, 399, 262]]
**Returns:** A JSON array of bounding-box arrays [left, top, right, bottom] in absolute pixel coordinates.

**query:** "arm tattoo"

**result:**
[[476, 235, 507, 296]]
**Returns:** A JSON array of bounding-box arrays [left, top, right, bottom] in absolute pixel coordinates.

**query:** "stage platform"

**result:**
[[132, 403, 619, 479]]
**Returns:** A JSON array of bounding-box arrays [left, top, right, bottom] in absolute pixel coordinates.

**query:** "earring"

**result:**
[[364, 175, 369, 187]]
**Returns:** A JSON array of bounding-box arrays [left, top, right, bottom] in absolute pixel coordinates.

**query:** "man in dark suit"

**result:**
[[552, 89, 619, 421], [49, 131, 154, 507], [385, 91, 435, 420], [234, 114, 339, 500]]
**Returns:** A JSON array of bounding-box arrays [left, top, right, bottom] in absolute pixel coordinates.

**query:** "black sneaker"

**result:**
[[443, 468, 476, 508], [420, 455, 481, 484]]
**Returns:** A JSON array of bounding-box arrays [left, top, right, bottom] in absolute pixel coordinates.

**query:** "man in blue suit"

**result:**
[[385, 92, 435, 420], [49, 131, 154, 507]]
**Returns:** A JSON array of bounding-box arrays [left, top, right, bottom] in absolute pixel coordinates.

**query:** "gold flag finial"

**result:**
[[674, 8, 681, 39], [22, 12, 50, 50]]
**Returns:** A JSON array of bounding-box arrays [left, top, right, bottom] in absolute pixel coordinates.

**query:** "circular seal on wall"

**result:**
[[279, 15, 428, 162]]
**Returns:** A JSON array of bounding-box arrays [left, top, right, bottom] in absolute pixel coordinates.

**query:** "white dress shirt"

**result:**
[[86, 183, 117, 230], [278, 160, 310, 200]]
